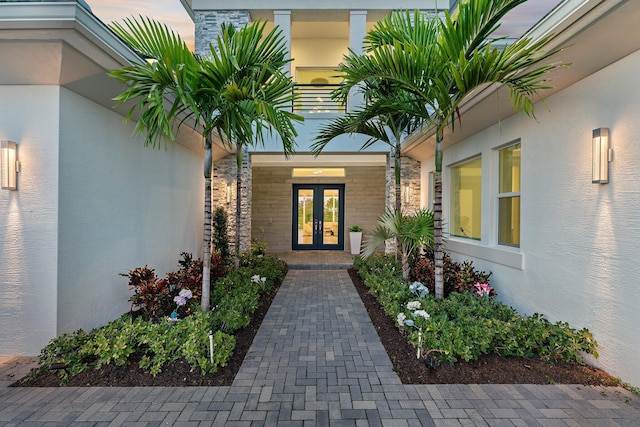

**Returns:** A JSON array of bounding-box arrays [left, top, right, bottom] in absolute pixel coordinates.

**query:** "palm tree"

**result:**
[[311, 81, 425, 212], [362, 209, 434, 281], [109, 17, 301, 310], [338, 2, 566, 298]]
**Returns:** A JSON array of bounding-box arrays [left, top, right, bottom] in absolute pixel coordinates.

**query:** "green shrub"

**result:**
[[355, 255, 599, 366], [35, 253, 287, 384], [213, 207, 231, 261], [251, 240, 267, 256]]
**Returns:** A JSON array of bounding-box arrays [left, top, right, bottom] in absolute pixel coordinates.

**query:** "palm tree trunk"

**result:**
[[434, 128, 444, 299], [201, 133, 213, 311], [394, 146, 402, 212], [234, 145, 243, 269], [401, 251, 410, 282]]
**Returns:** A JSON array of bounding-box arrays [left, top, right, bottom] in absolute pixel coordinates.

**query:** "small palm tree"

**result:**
[[338, 2, 566, 298], [362, 209, 434, 281], [109, 17, 301, 310]]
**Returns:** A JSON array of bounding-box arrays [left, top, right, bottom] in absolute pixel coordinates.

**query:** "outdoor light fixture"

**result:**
[[1, 140, 18, 190], [226, 184, 232, 204], [592, 128, 612, 184], [403, 185, 412, 204]]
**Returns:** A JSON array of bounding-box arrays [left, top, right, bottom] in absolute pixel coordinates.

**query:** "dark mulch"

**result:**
[[15, 268, 620, 387], [347, 268, 620, 385]]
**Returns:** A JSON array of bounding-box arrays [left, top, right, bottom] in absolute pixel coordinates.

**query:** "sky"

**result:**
[[85, 0, 562, 51], [86, 0, 195, 49]]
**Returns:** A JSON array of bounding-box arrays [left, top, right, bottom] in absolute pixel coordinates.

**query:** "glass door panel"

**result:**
[[292, 184, 344, 250], [323, 189, 339, 245], [297, 189, 314, 246]]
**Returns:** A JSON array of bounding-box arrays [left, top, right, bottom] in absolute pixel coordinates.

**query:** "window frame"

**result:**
[[449, 155, 483, 241], [496, 142, 521, 248]]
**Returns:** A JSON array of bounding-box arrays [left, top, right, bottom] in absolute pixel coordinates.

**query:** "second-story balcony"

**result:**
[[293, 83, 346, 114]]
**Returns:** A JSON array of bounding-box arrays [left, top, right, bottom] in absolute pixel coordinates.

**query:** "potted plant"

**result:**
[[348, 225, 363, 255]]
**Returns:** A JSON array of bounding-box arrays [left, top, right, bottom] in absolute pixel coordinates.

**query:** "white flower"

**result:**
[[251, 274, 261, 283], [261, 277, 266, 283], [406, 301, 421, 311], [414, 310, 430, 320], [178, 289, 192, 299], [397, 313, 407, 327]]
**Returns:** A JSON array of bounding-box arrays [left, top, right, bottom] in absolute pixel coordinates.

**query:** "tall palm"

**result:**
[[362, 209, 434, 281], [109, 17, 301, 310], [197, 21, 301, 268], [338, 2, 566, 298], [311, 81, 425, 212]]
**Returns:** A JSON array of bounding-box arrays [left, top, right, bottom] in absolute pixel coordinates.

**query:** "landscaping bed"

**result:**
[[348, 268, 619, 385], [14, 253, 621, 387]]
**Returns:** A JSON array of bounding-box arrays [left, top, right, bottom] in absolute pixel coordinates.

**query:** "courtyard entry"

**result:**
[[292, 184, 345, 250]]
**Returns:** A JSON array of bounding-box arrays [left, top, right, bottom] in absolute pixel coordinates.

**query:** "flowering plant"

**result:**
[[409, 281, 429, 298], [397, 300, 430, 328], [168, 289, 193, 321], [397, 300, 430, 359], [474, 283, 492, 297], [251, 274, 267, 290]]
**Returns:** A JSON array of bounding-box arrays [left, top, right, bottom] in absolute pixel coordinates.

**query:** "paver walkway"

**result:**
[[2, 268, 640, 426]]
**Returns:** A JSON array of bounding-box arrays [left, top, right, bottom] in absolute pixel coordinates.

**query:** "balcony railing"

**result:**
[[293, 84, 346, 114]]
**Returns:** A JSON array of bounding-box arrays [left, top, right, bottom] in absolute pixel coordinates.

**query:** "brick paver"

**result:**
[[1, 265, 640, 426]]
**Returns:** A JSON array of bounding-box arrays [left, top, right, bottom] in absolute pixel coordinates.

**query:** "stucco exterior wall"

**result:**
[[0, 86, 60, 355], [422, 49, 640, 386], [252, 165, 386, 253], [56, 88, 204, 336]]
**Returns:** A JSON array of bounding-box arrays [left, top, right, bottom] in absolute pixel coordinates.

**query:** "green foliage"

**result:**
[[251, 240, 267, 256], [412, 249, 493, 297], [211, 255, 287, 332], [213, 207, 231, 261], [348, 225, 363, 232], [35, 254, 287, 384], [355, 255, 600, 366]]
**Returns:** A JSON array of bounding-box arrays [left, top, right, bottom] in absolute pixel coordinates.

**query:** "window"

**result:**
[[498, 143, 521, 246], [450, 157, 482, 240]]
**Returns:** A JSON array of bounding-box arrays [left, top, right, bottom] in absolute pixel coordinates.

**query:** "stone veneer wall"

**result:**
[[385, 155, 422, 253], [212, 150, 252, 255], [252, 166, 386, 253], [195, 10, 251, 57]]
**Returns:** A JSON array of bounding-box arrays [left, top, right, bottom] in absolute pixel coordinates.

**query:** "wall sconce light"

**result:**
[[592, 128, 612, 184], [226, 184, 232, 204], [403, 185, 411, 204], [1, 140, 19, 190]]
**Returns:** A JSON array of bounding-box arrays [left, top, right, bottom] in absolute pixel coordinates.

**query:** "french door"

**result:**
[[292, 184, 345, 250]]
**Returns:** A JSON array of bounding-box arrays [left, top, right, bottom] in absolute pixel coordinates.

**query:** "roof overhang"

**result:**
[[403, 0, 638, 161], [0, 1, 209, 156]]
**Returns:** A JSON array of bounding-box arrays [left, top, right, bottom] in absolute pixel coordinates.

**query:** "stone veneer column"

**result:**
[[385, 155, 422, 253], [212, 149, 252, 255], [348, 10, 367, 111], [195, 10, 251, 57]]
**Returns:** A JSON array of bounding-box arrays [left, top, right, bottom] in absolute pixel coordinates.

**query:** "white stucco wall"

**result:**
[[0, 86, 60, 355], [57, 88, 204, 336], [422, 49, 640, 386]]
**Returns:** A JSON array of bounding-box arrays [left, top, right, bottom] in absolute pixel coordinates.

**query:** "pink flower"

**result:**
[[474, 283, 492, 297], [174, 295, 187, 306]]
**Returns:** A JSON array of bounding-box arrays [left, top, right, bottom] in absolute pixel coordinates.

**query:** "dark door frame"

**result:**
[[292, 184, 345, 250]]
